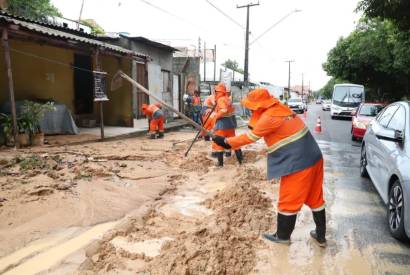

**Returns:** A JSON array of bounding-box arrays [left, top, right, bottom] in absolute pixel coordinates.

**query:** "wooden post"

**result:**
[[1, 28, 18, 147], [94, 49, 104, 140]]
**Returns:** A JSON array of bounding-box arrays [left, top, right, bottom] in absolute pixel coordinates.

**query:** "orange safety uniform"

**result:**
[[142, 103, 165, 134], [200, 94, 216, 137], [212, 84, 237, 152], [226, 89, 324, 215]]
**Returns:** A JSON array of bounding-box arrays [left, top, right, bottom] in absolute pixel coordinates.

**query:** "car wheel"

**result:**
[[388, 180, 408, 241], [360, 145, 369, 178], [331, 116, 336, 120]]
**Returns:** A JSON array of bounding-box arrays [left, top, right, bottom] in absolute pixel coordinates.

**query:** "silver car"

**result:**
[[361, 101, 410, 240]]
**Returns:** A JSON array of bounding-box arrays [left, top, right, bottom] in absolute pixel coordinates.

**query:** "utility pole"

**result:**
[[77, 0, 85, 30], [285, 60, 294, 100], [203, 41, 206, 82], [213, 45, 216, 82], [237, 2, 259, 88]]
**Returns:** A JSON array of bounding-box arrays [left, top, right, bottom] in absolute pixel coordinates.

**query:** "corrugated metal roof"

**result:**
[[0, 12, 148, 58], [98, 33, 179, 52]]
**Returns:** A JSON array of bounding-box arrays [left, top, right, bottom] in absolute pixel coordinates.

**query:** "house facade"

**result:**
[[100, 34, 178, 119], [0, 11, 147, 130]]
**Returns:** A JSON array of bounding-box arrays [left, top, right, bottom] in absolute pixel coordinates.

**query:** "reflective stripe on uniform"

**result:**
[[246, 131, 261, 142], [267, 127, 309, 153], [311, 204, 326, 212], [278, 210, 298, 216]]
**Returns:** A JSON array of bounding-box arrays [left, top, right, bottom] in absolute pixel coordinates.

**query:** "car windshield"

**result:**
[[359, 104, 384, 116], [333, 86, 364, 107], [288, 98, 302, 103]]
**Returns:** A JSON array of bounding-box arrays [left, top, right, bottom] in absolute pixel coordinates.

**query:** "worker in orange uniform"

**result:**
[[200, 94, 216, 141], [192, 90, 202, 126], [212, 83, 243, 166], [212, 88, 326, 246], [141, 103, 165, 139]]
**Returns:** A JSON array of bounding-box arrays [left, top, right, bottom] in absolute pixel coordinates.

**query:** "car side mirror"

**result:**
[[376, 128, 404, 144], [395, 130, 404, 144]]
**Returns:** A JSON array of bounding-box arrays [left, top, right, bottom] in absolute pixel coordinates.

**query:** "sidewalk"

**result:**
[[45, 118, 188, 146]]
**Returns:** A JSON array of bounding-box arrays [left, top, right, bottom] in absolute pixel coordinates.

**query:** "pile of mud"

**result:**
[[148, 226, 255, 275], [205, 181, 274, 235], [148, 168, 274, 274], [235, 165, 266, 182], [178, 153, 214, 174]]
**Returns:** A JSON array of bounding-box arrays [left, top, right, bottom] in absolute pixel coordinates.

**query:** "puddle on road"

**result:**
[[159, 180, 230, 218], [159, 191, 213, 217], [111, 236, 173, 258], [2, 221, 119, 275]]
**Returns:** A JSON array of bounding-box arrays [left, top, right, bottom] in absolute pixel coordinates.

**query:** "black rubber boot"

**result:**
[[158, 132, 164, 139], [149, 133, 156, 139], [225, 151, 232, 157], [204, 135, 211, 141], [235, 149, 243, 164], [310, 209, 327, 247], [216, 152, 224, 167], [263, 213, 297, 244]]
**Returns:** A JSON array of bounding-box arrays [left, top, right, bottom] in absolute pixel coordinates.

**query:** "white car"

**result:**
[[322, 100, 331, 111], [287, 98, 306, 114], [361, 101, 410, 240]]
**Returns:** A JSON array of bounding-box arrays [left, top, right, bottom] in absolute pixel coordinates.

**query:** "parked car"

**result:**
[[361, 101, 410, 241], [321, 100, 331, 111], [316, 98, 322, 104], [287, 98, 306, 114], [351, 103, 385, 141]]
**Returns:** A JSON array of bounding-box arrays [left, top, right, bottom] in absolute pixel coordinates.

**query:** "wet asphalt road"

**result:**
[[301, 104, 410, 274]]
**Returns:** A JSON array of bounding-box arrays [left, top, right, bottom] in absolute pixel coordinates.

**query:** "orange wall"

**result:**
[[0, 38, 134, 127]]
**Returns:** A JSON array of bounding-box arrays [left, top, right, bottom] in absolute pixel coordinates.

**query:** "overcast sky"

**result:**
[[52, 0, 362, 90]]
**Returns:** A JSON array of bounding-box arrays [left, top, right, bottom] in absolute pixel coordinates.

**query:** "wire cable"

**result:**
[[9, 48, 118, 80], [204, 0, 244, 29], [250, 9, 301, 45], [139, 0, 207, 31]]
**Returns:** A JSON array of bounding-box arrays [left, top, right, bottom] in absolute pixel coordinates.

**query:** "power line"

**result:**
[[9, 48, 110, 76], [204, 0, 244, 29], [251, 9, 301, 45], [139, 0, 206, 32]]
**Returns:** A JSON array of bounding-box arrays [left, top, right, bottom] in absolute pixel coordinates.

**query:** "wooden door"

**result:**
[[135, 62, 149, 118]]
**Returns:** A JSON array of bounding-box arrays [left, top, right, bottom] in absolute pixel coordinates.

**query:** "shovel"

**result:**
[[111, 71, 214, 137]]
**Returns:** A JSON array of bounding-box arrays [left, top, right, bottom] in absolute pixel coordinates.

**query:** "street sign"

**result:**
[[93, 71, 109, 101]]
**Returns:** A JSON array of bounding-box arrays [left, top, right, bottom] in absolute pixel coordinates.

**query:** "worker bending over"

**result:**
[[213, 88, 326, 247], [212, 83, 243, 166], [200, 94, 216, 141], [141, 103, 165, 139]]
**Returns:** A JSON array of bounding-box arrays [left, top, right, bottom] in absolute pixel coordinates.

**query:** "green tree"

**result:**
[[222, 59, 239, 71], [5, 0, 61, 21], [81, 19, 105, 35], [323, 18, 410, 101], [319, 78, 345, 99], [357, 0, 410, 31]]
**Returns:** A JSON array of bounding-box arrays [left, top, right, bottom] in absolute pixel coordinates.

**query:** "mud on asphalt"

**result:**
[[77, 133, 278, 275]]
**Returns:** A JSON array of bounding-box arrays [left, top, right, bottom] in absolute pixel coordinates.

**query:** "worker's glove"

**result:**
[[212, 135, 231, 149]]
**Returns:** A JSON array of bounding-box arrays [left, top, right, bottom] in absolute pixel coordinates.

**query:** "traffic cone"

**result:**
[[315, 116, 322, 133]]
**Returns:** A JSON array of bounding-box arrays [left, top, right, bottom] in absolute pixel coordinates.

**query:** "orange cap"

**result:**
[[241, 88, 277, 111], [215, 83, 227, 95]]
